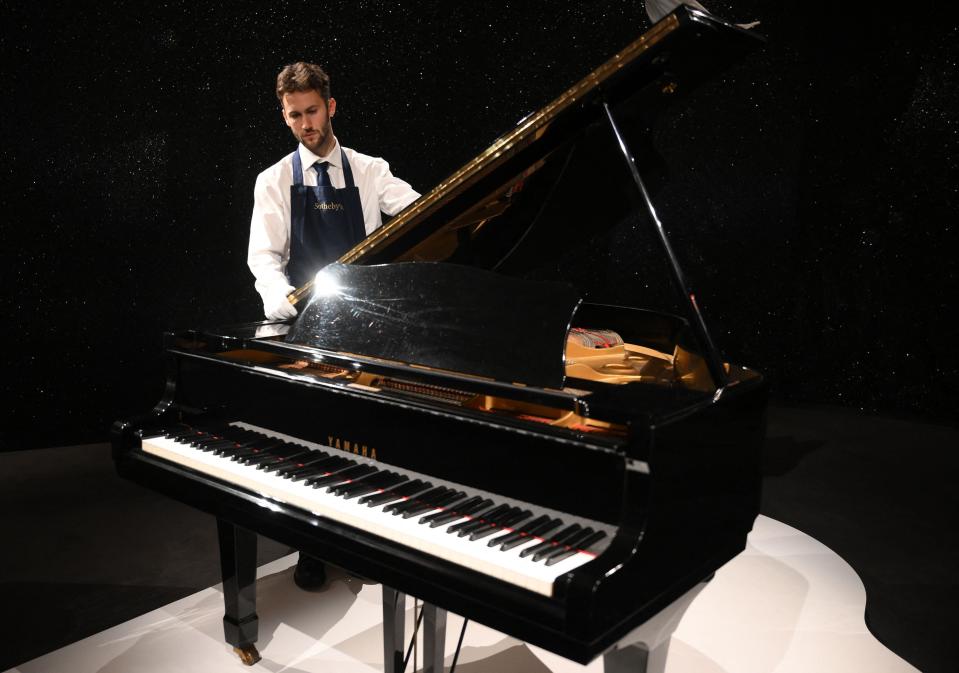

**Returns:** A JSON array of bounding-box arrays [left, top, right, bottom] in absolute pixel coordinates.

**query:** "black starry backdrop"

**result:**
[[1, 1, 957, 450]]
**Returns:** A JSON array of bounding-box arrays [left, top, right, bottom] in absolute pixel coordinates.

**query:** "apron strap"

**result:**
[[291, 148, 305, 186], [340, 147, 356, 189]]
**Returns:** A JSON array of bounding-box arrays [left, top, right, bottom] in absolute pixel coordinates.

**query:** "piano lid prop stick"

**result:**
[[288, 279, 314, 307]]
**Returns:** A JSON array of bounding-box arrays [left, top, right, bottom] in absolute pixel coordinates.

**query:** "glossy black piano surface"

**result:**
[[113, 6, 767, 666]]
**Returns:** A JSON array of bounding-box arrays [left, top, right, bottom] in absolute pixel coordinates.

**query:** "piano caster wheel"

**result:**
[[233, 644, 261, 666]]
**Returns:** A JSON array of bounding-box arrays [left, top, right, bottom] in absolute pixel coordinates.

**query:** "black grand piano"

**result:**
[[113, 7, 767, 672]]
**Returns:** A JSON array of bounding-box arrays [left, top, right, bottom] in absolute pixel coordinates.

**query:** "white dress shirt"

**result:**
[[248, 137, 420, 302]]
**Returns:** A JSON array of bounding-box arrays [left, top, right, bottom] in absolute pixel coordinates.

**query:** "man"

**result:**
[[247, 62, 420, 588], [249, 62, 420, 320]]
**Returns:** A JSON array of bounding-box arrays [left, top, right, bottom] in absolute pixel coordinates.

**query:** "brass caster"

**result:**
[[233, 644, 261, 666]]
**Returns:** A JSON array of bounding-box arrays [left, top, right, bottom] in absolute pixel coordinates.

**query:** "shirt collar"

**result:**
[[298, 136, 341, 169]]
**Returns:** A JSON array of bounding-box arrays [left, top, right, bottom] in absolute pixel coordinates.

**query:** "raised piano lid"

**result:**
[[289, 7, 762, 279], [274, 6, 762, 388]]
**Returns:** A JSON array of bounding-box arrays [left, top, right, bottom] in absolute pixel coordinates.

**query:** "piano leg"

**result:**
[[422, 602, 447, 673], [382, 587, 406, 673], [604, 642, 653, 673], [381, 587, 447, 673], [602, 580, 708, 673], [217, 519, 260, 666]]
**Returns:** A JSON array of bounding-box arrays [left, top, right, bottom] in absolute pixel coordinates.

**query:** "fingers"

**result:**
[[264, 293, 298, 321]]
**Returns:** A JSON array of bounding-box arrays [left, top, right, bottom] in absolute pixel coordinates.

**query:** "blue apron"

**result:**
[[287, 148, 367, 288]]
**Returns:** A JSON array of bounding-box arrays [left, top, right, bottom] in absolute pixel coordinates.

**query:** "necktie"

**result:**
[[313, 161, 332, 187]]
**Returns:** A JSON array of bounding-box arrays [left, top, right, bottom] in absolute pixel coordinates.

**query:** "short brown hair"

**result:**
[[276, 62, 331, 102]]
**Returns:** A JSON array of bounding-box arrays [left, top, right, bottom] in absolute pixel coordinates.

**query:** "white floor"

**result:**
[[6, 516, 915, 673]]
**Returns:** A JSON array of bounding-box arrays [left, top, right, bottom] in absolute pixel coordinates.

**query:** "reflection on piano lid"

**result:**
[[114, 6, 768, 666]]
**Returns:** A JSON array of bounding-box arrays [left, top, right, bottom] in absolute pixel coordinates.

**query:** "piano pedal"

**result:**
[[233, 644, 261, 666]]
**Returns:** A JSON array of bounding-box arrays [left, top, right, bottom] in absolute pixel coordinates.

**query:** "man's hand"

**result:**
[[263, 287, 298, 320]]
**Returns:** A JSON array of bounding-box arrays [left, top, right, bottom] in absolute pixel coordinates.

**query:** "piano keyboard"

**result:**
[[140, 422, 612, 597]]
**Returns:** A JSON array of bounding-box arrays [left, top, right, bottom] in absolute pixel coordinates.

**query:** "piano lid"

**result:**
[[276, 8, 765, 393], [287, 7, 764, 305], [286, 263, 581, 390]]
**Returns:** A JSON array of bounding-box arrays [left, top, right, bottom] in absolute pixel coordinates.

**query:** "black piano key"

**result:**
[[199, 430, 253, 444], [492, 517, 562, 550], [196, 438, 236, 451], [307, 463, 376, 488], [498, 507, 533, 528], [218, 428, 260, 441], [243, 444, 311, 466], [543, 530, 607, 566], [386, 487, 452, 516], [461, 507, 513, 542], [444, 507, 491, 535], [224, 433, 268, 448], [426, 488, 468, 510], [382, 486, 445, 514], [249, 441, 306, 456], [217, 439, 283, 457], [287, 455, 354, 480], [333, 471, 408, 499], [273, 451, 336, 476], [470, 508, 533, 541], [449, 504, 510, 536], [397, 499, 446, 519], [217, 443, 262, 457], [452, 517, 498, 538], [331, 480, 377, 498], [327, 467, 383, 495], [186, 431, 227, 444], [238, 437, 285, 452], [448, 497, 493, 517], [220, 445, 263, 459], [467, 525, 498, 541], [359, 479, 431, 507], [533, 527, 594, 563], [221, 429, 277, 443], [427, 497, 493, 528], [160, 428, 197, 440], [366, 471, 408, 489], [207, 432, 243, 443], [519, 524, 582, 558], [487, 514, 549, 545], [284, 455, 353, 482], [463, 505, 525, 538], [434, 489, 465, 505], [478, 507, 533, 540], [262, 449, 328, 473], [474, 502, 513, 523], [402, 490, 466, 519], [239, 446, 286, 462], [420, 496, 482, 526], [167, 430, 204, 444], [209, 424, 244, 436]]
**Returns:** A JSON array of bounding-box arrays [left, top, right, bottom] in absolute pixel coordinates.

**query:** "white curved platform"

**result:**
[[6, 516, 915, 672]]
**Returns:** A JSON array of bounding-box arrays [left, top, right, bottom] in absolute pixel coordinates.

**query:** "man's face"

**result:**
[[281, 89, 337, 155]]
